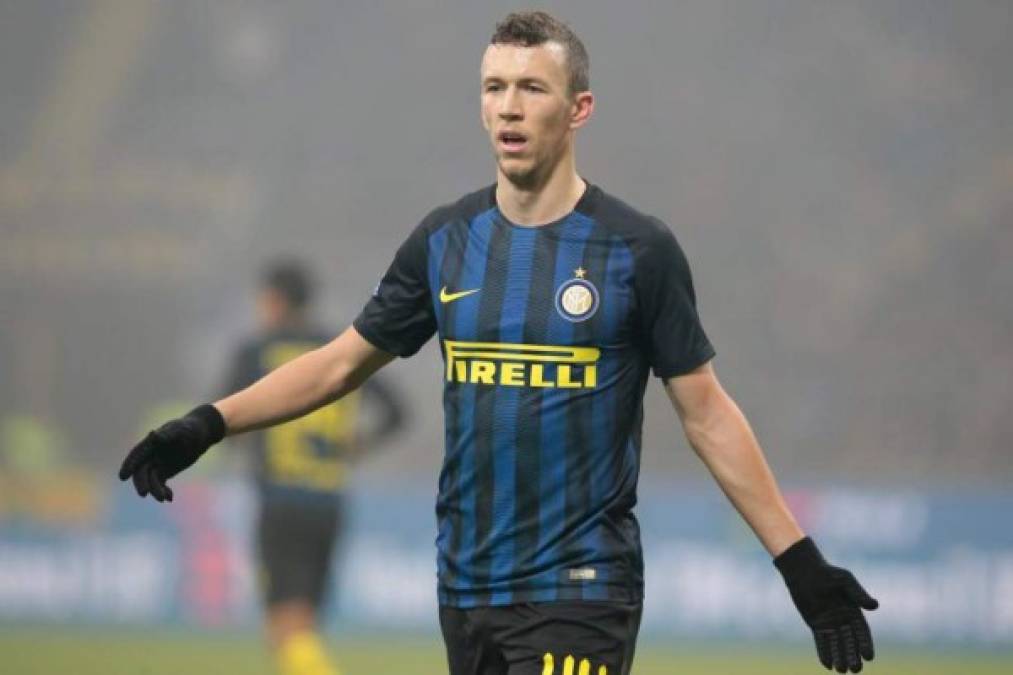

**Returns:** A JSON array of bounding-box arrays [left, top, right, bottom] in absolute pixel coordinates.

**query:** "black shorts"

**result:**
[[256, 497, 342, 609], [439, 601, 642, 675]]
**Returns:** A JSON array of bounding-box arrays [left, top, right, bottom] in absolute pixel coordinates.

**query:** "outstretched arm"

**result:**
[[666, 360, 878, 674], [216, 326, 393, 435], [664, 360, 802, 555], [119, 326, 392, 501]]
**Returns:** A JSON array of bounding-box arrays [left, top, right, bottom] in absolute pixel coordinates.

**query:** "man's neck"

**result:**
[[495, 156, 586, 226]]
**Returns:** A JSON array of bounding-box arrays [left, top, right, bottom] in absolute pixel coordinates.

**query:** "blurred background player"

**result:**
[[223, 259, 406, 675]]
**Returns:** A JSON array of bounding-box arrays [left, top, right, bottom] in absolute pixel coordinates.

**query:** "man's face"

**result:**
[[480, 42, 586, 187], [256, 287, 289, 329]]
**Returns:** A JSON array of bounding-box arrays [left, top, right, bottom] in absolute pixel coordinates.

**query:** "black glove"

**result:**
[[117, 404, 226, 502], [774, 536, 878, 673]]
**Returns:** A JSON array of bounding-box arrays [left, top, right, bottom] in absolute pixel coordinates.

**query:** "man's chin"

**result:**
[[497, 159, 541, 189]]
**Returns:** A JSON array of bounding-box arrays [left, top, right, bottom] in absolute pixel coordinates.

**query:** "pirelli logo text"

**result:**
[[443, 340, 601, 389]]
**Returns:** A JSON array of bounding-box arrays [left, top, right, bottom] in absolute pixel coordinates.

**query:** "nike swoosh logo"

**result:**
[[440, 286, 481, 303]]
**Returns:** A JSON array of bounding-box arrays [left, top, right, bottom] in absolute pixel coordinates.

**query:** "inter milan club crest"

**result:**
[[555, 266, 600, 322]]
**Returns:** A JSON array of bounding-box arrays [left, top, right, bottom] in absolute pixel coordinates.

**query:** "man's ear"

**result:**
[[570, 91, 594, 130]]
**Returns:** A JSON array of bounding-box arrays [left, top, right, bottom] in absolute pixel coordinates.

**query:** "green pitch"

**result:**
[[3, 630, 1011, 675]]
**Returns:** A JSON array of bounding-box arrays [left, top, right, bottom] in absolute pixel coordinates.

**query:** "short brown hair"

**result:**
[[490, 11, 589, 95]]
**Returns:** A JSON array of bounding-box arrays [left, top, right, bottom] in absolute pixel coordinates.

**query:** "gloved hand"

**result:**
[[117, 404, 226, 502], [774, 536, 878, 673]]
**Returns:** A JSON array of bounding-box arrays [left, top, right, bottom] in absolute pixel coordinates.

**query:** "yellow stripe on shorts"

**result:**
[[541, 652, 607, 675]]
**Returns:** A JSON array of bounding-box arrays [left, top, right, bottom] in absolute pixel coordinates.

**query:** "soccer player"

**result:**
[[119, 11, 878, 675], [225, 259, 406, 675]]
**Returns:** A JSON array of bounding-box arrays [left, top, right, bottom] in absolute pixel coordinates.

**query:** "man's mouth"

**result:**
[[497, 130, 528, 153]]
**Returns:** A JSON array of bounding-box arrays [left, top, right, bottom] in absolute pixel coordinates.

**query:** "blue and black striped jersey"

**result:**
[[354, 184, 715, 607]]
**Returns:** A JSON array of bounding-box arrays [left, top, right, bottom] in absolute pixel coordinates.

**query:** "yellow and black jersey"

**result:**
[[354, 183, 715, 608], [226, 326, 403, 501]]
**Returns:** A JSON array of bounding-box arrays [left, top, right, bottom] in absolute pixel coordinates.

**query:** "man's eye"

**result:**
[[485, 84, 502, 92], [525, 84, 543, 92]]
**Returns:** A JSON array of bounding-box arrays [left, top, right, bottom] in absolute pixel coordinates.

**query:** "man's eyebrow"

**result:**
[[481, 75, 551, 86]]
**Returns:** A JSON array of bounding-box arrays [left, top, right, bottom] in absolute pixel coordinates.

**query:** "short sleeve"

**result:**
[[353, 223, 436, 358], [636, 222, 715, 378]]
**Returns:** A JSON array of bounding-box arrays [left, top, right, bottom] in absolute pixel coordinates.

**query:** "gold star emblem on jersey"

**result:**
[[439, 286, 481, 304], [555, 268, 599, 322]]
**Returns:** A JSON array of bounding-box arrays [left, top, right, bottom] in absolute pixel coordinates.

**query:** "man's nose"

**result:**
[[498, 87, 522, 119]]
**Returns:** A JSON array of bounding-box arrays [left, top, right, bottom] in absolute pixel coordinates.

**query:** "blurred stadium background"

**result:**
[[1, 0, 1011, 673]]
